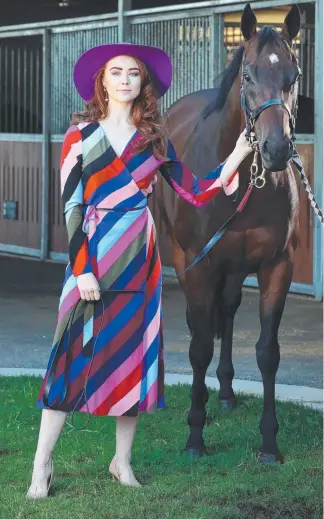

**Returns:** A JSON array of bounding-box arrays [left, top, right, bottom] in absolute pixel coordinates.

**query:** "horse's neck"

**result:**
[[219, 76, 243, 161]]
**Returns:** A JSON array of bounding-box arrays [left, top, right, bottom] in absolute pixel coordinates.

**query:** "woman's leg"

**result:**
[[27, 408, 67, 498], [109, 416, 141, 487]]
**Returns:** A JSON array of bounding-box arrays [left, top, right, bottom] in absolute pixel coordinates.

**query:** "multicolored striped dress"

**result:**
[[36, 120, 238, 417]]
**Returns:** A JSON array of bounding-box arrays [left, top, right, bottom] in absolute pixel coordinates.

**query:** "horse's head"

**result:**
[[240, 3, 302, 171]]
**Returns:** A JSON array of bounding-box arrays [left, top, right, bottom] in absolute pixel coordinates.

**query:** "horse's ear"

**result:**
[[241, 3, 257, 41], [281, 4, 301, 43]]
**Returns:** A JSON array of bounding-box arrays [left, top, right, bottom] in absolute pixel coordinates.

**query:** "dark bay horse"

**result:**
[[160, 3, 303, 463]]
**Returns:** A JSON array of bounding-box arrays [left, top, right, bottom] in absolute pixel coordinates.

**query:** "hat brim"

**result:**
[[73, 43, 172, 101]]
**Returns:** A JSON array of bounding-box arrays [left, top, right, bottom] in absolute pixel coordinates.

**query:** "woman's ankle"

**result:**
[[34, 451, 52, 468]]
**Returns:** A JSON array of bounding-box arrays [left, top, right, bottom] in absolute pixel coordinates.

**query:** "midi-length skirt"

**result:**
[[36, 205, 165, 416]]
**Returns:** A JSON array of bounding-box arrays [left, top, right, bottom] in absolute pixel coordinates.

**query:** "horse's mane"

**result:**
[[202, 45, 244, 120]]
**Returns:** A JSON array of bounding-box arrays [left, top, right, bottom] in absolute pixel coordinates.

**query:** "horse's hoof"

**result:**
[[219, 398, 237, 412], [185, 446, 209, 457], [257, 451, 284, 464]]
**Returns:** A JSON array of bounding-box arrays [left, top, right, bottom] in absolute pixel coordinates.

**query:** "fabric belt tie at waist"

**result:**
[[82, 203, 147, 234], [82, 205, 99, 234]]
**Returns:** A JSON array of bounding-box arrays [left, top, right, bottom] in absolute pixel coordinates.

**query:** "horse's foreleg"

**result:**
[[183, 270, 215, 456], [256, 251, 293, 464], [216, 274, 245, 411]]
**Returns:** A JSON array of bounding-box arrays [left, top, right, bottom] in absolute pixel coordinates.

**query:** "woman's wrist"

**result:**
[[234, 143, 251, 160]]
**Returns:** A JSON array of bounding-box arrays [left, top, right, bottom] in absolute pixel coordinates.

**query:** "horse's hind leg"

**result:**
[[216, 273, 246, 411], [256, 251, 293, 464], [183, 270, 215, 456]]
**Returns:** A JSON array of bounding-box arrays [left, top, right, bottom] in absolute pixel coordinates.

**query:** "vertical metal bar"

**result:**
[[313, 0, 323, 301], [41, 29, 51, 260], [30, 48, 34, 133], [35, 47, 40, 133], [311, 28, 314, 97], [204, 18, 208, 87], [11, 48, 14, 132], [210, 13, 216, 88], [195, 19, 198, 92], [214, 14, 225, 81], [0, 45, 2, 131], [306, 27, 311, 97], [4, 45, 8, 132], [23, 46, 27, 133], [191, 19, 194, 93], [17, 46, 21, 133], [118, 0, 132, 43]]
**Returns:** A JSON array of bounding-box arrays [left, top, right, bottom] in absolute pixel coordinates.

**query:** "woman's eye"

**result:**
[[130, 73, 140, 77]]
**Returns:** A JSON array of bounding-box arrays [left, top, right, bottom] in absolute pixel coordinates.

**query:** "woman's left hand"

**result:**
[[234, 129, 253, 158]]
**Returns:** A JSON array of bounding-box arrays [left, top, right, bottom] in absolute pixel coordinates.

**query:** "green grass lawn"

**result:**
[[0, 376, 322, 519]]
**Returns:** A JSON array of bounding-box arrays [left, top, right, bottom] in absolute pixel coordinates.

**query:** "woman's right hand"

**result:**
[[77, 273, 101, 301]]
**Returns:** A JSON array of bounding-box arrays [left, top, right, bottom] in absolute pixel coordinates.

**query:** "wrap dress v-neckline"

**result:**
[[96, 120, 139, 161]]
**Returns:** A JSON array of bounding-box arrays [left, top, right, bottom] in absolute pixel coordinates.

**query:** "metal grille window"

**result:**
[[0, 36, 42, 133]]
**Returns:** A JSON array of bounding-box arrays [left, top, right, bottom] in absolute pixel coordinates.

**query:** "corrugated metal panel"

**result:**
[[0, 141, 42, 248]]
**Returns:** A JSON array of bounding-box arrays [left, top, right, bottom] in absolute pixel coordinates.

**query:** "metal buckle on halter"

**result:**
[[249, 150, 266, 189], [249, 131, 259, 149]]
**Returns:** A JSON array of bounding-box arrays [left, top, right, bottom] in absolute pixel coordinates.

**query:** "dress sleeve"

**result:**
[[60, 126, 92, 277], [159, 138, 238, 207]]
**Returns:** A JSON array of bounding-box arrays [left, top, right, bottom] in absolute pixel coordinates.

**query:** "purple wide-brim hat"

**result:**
[[73, 42, 172, 101]]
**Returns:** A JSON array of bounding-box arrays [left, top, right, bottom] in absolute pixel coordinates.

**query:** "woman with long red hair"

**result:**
[[27, 43, 252, 498]]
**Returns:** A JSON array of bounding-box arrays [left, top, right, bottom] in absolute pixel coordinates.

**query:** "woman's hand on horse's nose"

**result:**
[[77, 273, 101, 301]]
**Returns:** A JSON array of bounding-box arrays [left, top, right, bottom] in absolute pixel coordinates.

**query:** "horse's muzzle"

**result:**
[[261, 135, 294, 171]]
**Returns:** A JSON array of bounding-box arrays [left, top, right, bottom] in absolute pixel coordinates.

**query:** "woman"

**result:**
[[27, 42, 253, 499]]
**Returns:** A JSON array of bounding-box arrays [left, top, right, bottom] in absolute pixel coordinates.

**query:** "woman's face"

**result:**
[[102, 55, 142, 103]]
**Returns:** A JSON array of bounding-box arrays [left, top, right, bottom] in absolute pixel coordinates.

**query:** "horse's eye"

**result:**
[[243, 74, 251, 82]]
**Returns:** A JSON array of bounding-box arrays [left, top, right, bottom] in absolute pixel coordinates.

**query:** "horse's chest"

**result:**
[[215, 175, 299, 272], [217, 227, 280, 272], [245, 226, 281, 263]]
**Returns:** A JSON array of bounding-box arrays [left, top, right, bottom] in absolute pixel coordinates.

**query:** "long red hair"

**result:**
[[71, 57, 167, 159]]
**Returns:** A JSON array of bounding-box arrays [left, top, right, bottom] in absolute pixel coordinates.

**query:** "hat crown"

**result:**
[[73, 43, 172, 102]]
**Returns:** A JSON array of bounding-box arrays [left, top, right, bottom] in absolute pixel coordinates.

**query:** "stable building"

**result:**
[[0, 0, 322, 299]]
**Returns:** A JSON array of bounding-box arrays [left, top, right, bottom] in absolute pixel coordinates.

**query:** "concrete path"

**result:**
[[0, 255, 322, 406]]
